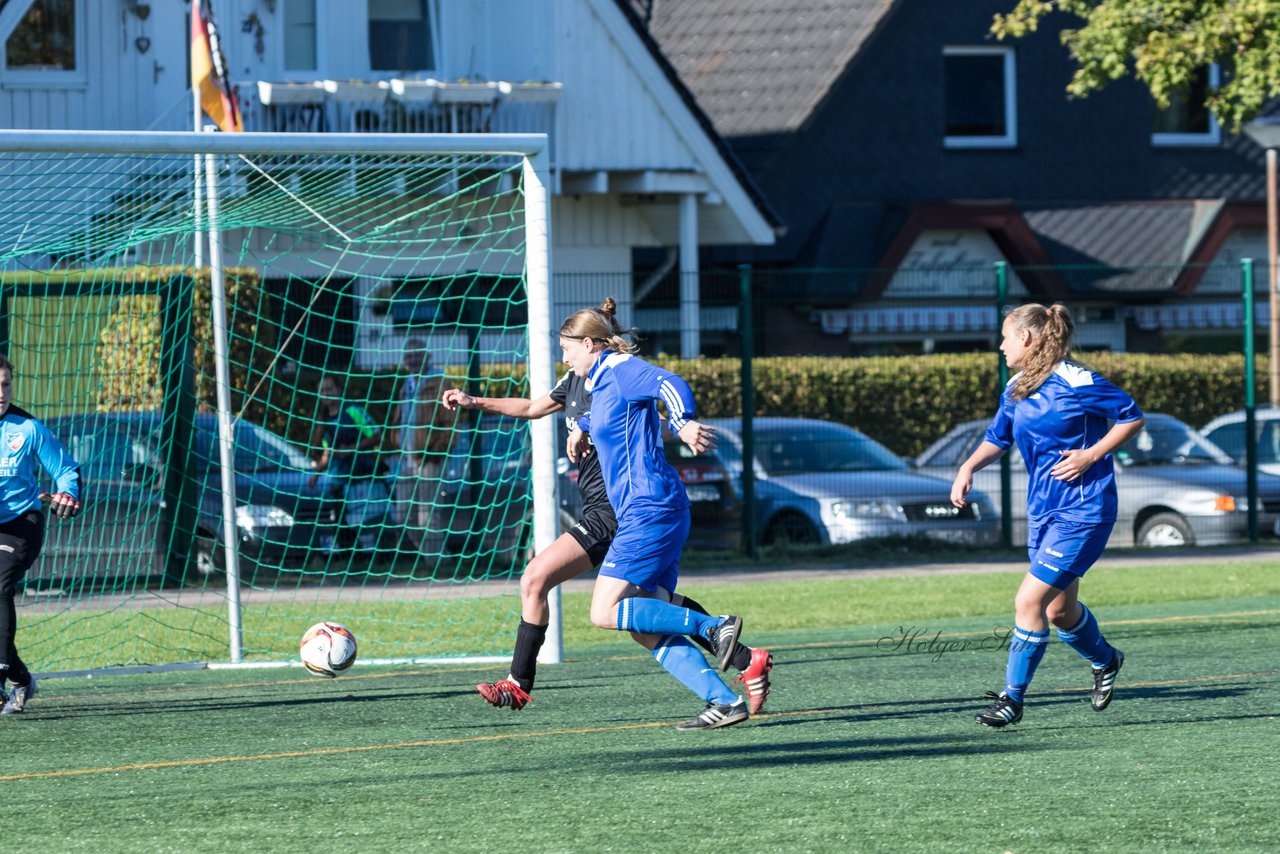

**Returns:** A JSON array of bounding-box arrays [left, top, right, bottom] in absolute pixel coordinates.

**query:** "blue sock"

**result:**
[[652, 636, 738, 704], [615, 597, 720, 640], [1004, 626, 1050, 703], [1055, 603, 1114, 668]]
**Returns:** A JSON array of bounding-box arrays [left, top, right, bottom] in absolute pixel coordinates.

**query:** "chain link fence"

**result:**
[[553, 261, 1277, 555]]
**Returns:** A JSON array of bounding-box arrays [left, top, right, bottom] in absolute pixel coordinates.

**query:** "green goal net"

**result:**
[[0, 131, 556, 673]]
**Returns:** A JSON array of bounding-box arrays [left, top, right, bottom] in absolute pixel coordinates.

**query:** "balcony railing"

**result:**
[[152, 78, 560, 164]]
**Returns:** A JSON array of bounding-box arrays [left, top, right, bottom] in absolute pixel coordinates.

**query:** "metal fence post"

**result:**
[[1243, 258, 1259, 542], [995, 262, 1012, 549], [738, 263, 756, 557]]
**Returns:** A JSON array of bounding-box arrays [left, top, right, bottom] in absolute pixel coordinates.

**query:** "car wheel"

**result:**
[[763, 512, 821, 546], [192, 535, 220, 576], [1136, 512, 1195, 547]]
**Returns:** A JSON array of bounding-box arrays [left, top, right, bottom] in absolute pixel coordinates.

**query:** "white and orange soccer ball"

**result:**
[[299, 621, 358, 678]]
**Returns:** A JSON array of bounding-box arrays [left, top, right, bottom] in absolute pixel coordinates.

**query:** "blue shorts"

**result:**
[[598, 506, 690, 594], [1026, 518, 1114, 589]]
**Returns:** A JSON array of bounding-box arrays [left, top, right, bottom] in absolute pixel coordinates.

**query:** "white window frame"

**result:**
[[1152, 64, 1221, 148], [367, 0, 438, 77], [943, 46, 1017, 150], [277, 0, 326, 79], [0, 0, 87, 89]]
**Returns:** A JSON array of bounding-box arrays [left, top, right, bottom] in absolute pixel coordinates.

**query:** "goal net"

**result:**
[[0, 130, 556, 673]]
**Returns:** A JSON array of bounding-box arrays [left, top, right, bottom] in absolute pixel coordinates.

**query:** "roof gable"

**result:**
[[637, 0, 899, 137]]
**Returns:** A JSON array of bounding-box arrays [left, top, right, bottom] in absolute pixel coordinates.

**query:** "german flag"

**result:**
[[191, 0, 242, 132]]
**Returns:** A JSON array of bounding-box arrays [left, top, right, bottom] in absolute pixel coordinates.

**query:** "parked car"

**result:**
[[36, 411, 332, 584], [706, 417, 999, 547], [1199, 408, 1280, 476], [557, 423, 742, 550], [913, 413, 1280, 547], [438, 412, 533, 562]]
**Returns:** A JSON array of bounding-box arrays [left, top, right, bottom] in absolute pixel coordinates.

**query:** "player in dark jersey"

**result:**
[[952, 303, 1143, 728], [442, 374, 772, 714]]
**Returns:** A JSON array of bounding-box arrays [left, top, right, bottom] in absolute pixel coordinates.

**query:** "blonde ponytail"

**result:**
[[1007, 303, 1074, 401]]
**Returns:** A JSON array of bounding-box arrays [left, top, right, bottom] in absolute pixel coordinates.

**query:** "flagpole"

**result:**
[[194, 93, 205, 271], [192, 3, 205, 271]]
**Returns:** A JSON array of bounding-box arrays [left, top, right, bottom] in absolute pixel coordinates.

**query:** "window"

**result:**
[[0, 0, 85, 86], [943, 46, 1016, 149], [1152, 65, 1221, 147], [283, 0, 317, 72], [369, 0, 434, 73]]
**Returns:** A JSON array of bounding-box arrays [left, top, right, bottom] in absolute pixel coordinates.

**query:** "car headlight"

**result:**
[[1185, 493, 1242, 514], [235, 505, 296, 530], [828, 499, 907, 522]]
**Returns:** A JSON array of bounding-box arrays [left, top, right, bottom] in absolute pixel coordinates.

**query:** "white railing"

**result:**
[[229, 79, 560, 169]]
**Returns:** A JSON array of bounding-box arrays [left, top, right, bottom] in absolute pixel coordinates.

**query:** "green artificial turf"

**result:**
[[4, 562, 1278, 852], [21, 559, 1280, 669]]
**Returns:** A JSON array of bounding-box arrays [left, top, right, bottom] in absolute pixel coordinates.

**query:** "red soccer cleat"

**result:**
[[734, 648, 773, 715], [476, 679, 532, 711]]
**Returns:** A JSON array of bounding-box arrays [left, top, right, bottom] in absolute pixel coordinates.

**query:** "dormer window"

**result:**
[[943, 46, 1017, 149], [0, 0, 86, 87], [369, 0, 434, 73], [1152, 65, 1221, 147]]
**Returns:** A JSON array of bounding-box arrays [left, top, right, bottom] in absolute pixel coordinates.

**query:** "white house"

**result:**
[[0, 0, 776, 362]]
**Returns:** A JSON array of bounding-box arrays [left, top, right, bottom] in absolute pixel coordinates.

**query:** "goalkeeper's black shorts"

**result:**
[[565, 503, 618, 568]]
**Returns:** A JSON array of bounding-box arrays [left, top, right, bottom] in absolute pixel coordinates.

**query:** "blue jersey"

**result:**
[[984, 362, 1142, 525], [0, 405, 81, 523], [578, 352, 692, 521]]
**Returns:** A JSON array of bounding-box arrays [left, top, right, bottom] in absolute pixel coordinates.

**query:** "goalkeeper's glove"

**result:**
[[45, 492, 82, 519]]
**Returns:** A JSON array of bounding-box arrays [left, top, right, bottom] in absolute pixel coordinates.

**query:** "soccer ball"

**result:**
[[299, 621, 358, 678]]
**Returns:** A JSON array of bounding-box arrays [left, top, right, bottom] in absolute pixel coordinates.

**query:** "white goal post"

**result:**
[[0, 129, 560, 671]]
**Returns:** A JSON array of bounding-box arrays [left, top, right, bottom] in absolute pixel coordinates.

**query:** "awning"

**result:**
[[821, 305, 996, 335], [636, 306, 740, 332], [1133, 302, 1271, 331]]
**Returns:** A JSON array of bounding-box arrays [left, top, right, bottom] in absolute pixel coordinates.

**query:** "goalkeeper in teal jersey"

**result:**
[[952, 304, 1142, 728], [0, 354, 82, 715]]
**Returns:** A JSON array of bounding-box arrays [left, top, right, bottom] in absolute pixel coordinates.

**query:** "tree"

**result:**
[[991, 1, 1280, 132]]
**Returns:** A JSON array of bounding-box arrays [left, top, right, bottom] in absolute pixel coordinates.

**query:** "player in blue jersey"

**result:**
[[951, 303, 1143, 728], [0, 355, 82, 715], [443, 375, 772, 714], [561, 298, 754, 730]]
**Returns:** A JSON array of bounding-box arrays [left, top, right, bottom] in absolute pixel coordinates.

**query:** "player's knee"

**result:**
[[519, 565, 551, 602], [1046, 600, 1079, 628], [588, 603, 616, 629], [1013, 589, 1044, 622]]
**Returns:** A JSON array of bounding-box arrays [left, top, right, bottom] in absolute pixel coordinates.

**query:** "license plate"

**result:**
[[685, 485, 720, 503]]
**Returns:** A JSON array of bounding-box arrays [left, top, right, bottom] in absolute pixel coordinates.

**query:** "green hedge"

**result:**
[[652, 353, 1264, 457], [80, 271, 1262, 459]]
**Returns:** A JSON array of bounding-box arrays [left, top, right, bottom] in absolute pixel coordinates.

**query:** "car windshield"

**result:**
[[754, 425, 905, 474], [193, 419, 313, 474], [1118, 417, 1232, 467]]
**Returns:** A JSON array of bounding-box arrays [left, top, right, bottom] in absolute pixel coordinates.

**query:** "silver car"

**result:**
[[1199, 408, 1280, 477], [706, 417, 999, 547], [913, 413, 1280, 547]]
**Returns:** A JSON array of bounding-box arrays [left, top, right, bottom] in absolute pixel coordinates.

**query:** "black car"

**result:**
[[35, 411, 331, 584], [556, 428, 741, 551]]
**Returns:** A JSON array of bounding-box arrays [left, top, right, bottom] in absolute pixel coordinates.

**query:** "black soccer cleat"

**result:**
[[675, 697, 749, 731], [975, 691, 1023, 728], [708, 615, 743, 672], [1091, 648, 1124, 712]]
